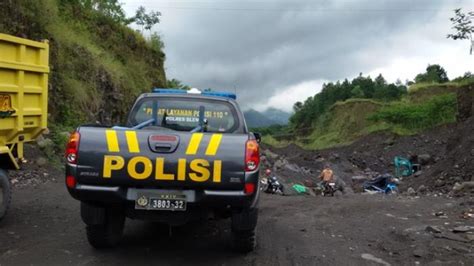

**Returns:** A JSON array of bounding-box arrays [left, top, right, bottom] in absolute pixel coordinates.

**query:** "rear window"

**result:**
[[128, 97, 240, 133]]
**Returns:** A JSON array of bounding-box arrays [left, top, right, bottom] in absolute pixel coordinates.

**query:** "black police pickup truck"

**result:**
[[65, 89, 261, 252]]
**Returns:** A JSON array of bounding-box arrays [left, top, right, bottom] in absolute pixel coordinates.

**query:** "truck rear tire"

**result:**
[[232, 229, 256, 253], [85, 207, 125, 248], [231, 208, 258, 252], [0, 169, 11, 222]]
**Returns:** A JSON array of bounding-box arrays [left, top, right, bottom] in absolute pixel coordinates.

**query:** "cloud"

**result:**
[[257, 79, 327, 112], [123, 0, 473, 110]]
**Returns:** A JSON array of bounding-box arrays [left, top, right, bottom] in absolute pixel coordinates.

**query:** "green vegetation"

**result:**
[[290, 73, 407, 130], [261, 65, 473, 149], [369, 94, 457, 131], [167, 79, 191, 90], [261, 135, 290, 148], [298, 99, 386, 149], [414, 64, 449, 83], [0, 0, 167, 154]]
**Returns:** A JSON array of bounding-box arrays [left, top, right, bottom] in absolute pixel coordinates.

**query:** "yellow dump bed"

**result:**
[[0, 33, 49, 169]]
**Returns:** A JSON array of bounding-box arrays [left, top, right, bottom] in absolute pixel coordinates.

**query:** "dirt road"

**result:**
[[0, 177, 472, 265]]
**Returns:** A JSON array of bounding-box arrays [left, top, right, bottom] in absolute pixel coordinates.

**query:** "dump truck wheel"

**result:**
[[0, 169, 12, 222], [86, 207, 125, 248], [232, 229, 257, 253]]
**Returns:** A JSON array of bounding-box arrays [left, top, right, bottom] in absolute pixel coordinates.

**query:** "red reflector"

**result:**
[[66, 175, 76, 189], [244, 183, 255, 195]]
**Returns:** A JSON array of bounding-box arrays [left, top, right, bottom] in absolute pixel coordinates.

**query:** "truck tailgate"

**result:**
[[75, 127, 248, 190]]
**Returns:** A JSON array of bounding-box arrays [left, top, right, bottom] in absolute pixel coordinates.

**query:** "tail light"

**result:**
[[65, 131, 80, 164], [245, 139, 260, 172]]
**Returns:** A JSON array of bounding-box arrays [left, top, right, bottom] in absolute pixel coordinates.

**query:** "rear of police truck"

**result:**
[[65, 89, 260, 252]]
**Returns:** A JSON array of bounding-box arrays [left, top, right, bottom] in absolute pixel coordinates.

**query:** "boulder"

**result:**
[[414, 171, 423, 177], [263, 149, 279, 160], [37, 138, 53, 149], [36, 157, 48, 167], [413, 248, 428, 258], [452, 226, 474, 233], [407, 187, 416, 196], [425, 225, 442, 234], [435, 179, 446, 187], [452, 181, 474, 192], [417, 185, 427, 193]]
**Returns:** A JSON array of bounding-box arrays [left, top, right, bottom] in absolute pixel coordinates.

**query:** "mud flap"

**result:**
[[232, 208, 258, 231], [81, 202, 106, 225]]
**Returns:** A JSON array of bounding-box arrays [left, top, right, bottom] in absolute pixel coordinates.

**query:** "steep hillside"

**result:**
[[303, 99, 385, 149], [0, 0, 166, 127]]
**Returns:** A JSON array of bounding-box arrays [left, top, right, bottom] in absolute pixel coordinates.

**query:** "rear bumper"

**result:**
[[66, 161, 260, 209], [67, 183, 259, 209]]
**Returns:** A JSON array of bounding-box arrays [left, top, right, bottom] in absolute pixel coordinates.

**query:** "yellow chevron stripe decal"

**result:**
[[105, 130, 120, 152], [186, 133, 203, 155], [205, 134, 223, 156], [125, 131, 140, 153]]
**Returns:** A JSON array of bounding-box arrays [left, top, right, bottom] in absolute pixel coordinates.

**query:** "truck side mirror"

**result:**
[[253, 132, 262, 143]]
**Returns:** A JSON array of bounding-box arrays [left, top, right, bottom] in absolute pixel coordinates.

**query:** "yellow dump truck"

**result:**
[[0, 33, 49, 220]]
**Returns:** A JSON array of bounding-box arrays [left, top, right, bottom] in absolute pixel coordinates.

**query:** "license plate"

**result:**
[[135, 194, 187, 211], [329, 183, 336, 186]]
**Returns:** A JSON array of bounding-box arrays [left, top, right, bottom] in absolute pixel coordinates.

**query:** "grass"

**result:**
[[331, 98, 383, 107], [408, 79, 474, 94], [262, 135, 290, 148], [263, 90, 460, 150], [1, 0, 167, 127], [369, 93, 457, 131], [0, 0, 168, 162]]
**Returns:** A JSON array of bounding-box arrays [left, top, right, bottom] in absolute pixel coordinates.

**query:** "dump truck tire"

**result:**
[[85, 207, 125, 248], [0, 169, 12, 222]]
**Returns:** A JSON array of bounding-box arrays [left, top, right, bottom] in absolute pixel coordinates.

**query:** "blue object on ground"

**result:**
[[394, 156, 413, 177]]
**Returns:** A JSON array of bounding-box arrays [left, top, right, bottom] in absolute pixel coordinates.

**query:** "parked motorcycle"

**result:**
[[321, 182, 337, 197], [264, 176, 284, 194], [363, 174, 399, 194]]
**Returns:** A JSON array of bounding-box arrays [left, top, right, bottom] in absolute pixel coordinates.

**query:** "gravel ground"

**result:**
[[0, 176, 472, 265]]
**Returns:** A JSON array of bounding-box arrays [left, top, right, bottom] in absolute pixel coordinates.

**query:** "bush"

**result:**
[[369, 94, 457, 130]]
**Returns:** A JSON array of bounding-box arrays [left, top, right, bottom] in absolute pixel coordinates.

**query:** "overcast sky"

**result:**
[[123, 0, 473, 112]]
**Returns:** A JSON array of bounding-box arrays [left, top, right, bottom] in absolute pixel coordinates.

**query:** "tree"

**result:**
[[374, 74, 389, 100], [351, 85, 364, 98], [447, 8, 474, 55], [452, 71, 474, 83], [293, 101, 303, 112], [167, 79, 190, 90], [134, 6, 161, 33], [74, 0, 129, 24], [149, 33, 164, 52], [414, 64, 449, 84]]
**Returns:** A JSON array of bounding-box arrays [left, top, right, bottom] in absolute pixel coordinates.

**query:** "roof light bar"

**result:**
[[152, 88, 236, 99]]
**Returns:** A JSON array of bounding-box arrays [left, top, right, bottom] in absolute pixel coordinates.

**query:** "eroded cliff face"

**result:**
[[0, 0, 167, 126]]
